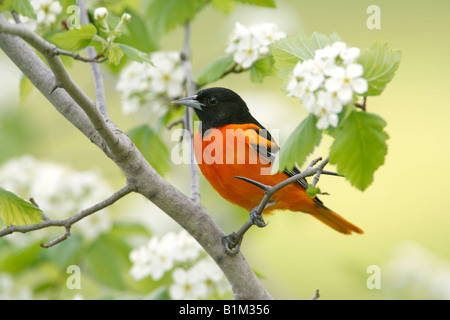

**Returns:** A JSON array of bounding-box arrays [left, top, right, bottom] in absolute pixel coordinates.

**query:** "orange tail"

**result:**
[[310, 206, 363, 235]]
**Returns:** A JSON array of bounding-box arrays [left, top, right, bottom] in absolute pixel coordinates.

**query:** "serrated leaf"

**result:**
[[48, 24, 97, 51], [0, 0, 15, 12], [270, 32, 341, 80], [250, 55, 274, 83], [329, 111, 388, 191], [10, 0, 36, 19], [118, 9, 159, 53], [279, 113, 322, 171], [195, 54, 235, 87], [127, 125, 171, 176], [236, 0, 276, 7], [146, 0, 206, 37], [84, 234, 131, 290], [306, 185, 321, 198], [0, 187, 43, 226], [211, 0, 236, 13], [117, 43, 152, 64], [358, 41, 401, 96], [107, 44, 124, 65]]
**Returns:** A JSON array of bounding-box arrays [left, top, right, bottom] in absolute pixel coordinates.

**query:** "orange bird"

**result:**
[[173, 87, 363, 235]]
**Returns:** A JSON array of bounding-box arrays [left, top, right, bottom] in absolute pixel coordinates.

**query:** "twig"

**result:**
[[311, 289, 320, 300], [0, 16, 128, 160], [223, 157, 330, 254], [0, 184, 134, 248], [56, 49, 107, 63], [77, 0, 109, 118], [355, 96, 367, 111], [180, 21, 200, 203], [0, 13, 274, 300]]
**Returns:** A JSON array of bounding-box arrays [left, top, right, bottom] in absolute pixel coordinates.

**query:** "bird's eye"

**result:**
[[208, 96, 218, 106]]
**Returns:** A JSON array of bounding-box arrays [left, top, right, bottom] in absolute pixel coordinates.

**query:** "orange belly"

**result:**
[[194, 125, 317, 214]]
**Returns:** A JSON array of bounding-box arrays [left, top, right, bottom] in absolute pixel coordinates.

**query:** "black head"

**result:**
[[172, 87, 262, 133]]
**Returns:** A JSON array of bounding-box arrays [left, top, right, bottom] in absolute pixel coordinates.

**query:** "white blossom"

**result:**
[[94, 7, 108, 21], [116, 51, 185, 115], [129, 230, 202, 281], [324, 63, 368, 104], [169, 267, 208, 300], [0, 274, 32, 300], [129, 230, 231, 299], [0, 155, 113, 240], [386, 242, 450, 299], [31, 0, 62, 27], [226, 22, 285, 69], [286, 41, 368, 129]]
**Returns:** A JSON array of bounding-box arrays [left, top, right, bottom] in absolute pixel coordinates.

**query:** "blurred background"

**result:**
[[1, 0, 450, 299]]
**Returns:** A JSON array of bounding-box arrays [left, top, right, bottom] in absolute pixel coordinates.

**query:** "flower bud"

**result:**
[[94, 7, 108, 21], [121, 13, 132, 23]]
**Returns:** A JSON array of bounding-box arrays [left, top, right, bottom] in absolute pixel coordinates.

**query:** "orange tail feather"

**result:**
[[310, 206, 363, 235]]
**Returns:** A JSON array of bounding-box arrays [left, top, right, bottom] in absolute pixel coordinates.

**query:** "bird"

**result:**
[[172, 87, 363, 235]]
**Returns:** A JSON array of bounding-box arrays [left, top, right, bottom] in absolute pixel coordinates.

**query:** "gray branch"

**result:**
[[181, 21, 200, 203], [0, 184, 134, 247], [0, 14, 272, 300]]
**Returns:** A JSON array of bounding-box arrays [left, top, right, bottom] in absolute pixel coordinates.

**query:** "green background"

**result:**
[[1, 0, 449, 299]]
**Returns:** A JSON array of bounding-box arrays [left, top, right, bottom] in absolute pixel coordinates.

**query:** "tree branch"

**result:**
[[224, 157, 331, 254], [0, 16, 128, 161], [56, 48, 107, 63], [77, 0, 109, 118], [0, 184, 135, 247], [0, 15, 272, 299], [180, 21, 200, 203]]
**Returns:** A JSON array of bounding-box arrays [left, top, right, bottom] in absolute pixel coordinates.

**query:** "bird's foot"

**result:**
[[250, 209, 268, 228], [222, 232, 242, 255]]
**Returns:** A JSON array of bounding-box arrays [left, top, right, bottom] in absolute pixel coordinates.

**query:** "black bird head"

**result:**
[[172, 87, 262, 133]]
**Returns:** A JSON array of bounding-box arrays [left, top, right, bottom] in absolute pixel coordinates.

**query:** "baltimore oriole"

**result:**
[[172, 87, 363, 235]]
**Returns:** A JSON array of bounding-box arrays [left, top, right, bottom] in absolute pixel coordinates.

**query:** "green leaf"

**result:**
[[195, 54, 235, 87], [236, 0, 276, 7], [279, 113, 322, 171], [0, 0, 15, 12], [270, 32, 341, 80], [84, 234, 131, 290], [118, 9, 159, 53], [10, 0, 36, 19], [358, 41, 401, 96], [306, 185, 321, 198], [48, 24, 97, 51], [0, 187, 43, 226], [146, 0, 206, 37], [329, 111, 389, 191], [250, 55, 274, 83], [107, 44, 125, 65], [127, 125, 171, 176], [211, 0, 236, 13], [117, 43, 152, 64]]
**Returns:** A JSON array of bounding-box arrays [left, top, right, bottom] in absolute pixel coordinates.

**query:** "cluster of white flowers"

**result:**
[[386, 242, 450, 299], [0, 155, 113, 240], [32, 0, 62, 27], [116, 51, 186, 115], [169, 258, 230, 300], [0, 273, 32, 300], [286, 41, 368, 130], [226, 22, 286, 69], [129, 230, 231, 299], [12, 0, 62, 31]]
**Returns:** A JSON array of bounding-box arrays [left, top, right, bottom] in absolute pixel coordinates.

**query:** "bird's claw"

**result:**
[[222, 233, 242, 255], [250, 210, 267, 228]]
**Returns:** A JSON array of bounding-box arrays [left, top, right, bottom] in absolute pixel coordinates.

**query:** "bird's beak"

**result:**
[[171, 95, 204, 111]]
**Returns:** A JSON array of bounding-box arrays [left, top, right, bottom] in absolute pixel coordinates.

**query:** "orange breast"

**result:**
[[194, 125, 317, 214]]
